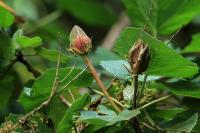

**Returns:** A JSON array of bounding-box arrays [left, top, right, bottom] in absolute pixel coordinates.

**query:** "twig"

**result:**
[[166, 27, 182, 45], [140, 94, 172, 109], [57, 65, 88, 93], [82, 55, 121, 113], [14, 49, 61, 128], [92, 89, 125, 108], [0, 1, 24, 24], [59, 95, 72, 107], [143, 1, 153, 31], [68, 89, 75, 102], [59, 65, 75, 83], [0, 1, 16, 16], [16, 50, 41, 78], [101, 12, 130, 50], [140, 122, 156, 131], [144, 109, 162, 131]]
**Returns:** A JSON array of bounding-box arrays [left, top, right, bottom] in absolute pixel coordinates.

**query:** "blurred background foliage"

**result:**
[[0, 0, 200, 132]]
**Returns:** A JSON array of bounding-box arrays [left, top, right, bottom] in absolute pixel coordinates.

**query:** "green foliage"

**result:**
[[182, 33, 200, 53], [13, 29, 42, 48], [162, 113, 198, 133], [79, 108, 140, 126], [0, 7, 14, 27], [114, 27, 198, 78], [123, 0, 200, 35], [58, 0, 116, 26], [57, 94, 91, 133], [37, 47, 71, 63], [0, 37, 15, 68], [19, 68, 93, 111], [1, 0, 200, 132]]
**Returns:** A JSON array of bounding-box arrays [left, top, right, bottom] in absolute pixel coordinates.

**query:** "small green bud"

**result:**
[[69, 25, 91, 55], [129, 39, 150, 75]]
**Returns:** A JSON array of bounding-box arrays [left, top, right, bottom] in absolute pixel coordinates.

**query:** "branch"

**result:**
[[140, 94, 172, 109], [16, 50, 41, 78], [92, 89, 125, 108], [13, 49, 61, 129], [82, 55, 121, 113]]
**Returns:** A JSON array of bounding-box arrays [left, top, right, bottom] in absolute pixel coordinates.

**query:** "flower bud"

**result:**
[[69, 25, 91, 55], [129, 39, 150, 75]]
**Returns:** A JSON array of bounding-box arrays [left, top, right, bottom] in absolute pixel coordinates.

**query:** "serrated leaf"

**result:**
[[114, 27, 198, 78], [57, 94, 91, 133], [0, 7, 14, 27], [18, 68, 93, 111]]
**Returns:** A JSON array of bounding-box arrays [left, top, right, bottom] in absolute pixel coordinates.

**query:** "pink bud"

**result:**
[[69, 25, 91, 55]]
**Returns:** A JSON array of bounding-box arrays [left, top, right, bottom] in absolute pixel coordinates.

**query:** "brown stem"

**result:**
[[16, 50, 41, 78], [133, 75, 138, 109], [82, 54, 121, 113], [132, 75, 144, 133]]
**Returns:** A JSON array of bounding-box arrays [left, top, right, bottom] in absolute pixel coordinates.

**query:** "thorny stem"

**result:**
[[82, 54, 121, 113]]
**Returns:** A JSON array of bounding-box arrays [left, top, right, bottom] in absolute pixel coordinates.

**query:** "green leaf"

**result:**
[[57, 94, 91, 133], [182, 33, 200, 53], [46, 95, 68, 129], [58, 0, 116, 26], [18, 67, 93, 111], [123, 0, 200, 35], [16, 36, 42, 48], [79, 109, 140, 126], [163, 113, 198, 133], [0, 76, 14, 110], [114, 27, 198, 78], [101, 60, 130, 79], [100, 60, 160, 81], [150, 108, 185, 121], [0, 37, 15, 68], [156, 80, 200, 99], [0, 7, 14, 27], [37, 47, 71, 63]]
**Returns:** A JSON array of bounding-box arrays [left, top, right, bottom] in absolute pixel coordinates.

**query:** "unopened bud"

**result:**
[[129, 39, 150, 75], [69, 25, 91, 55]]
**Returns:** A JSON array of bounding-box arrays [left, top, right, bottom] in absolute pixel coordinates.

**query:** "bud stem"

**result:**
[[133, 75, 138, 109], [82, 55, 121, 113]]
